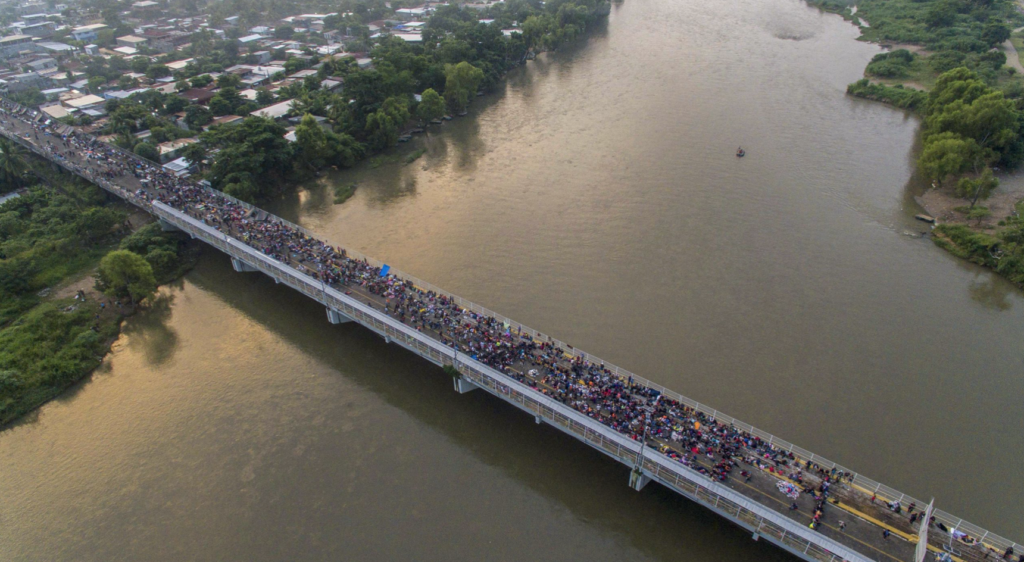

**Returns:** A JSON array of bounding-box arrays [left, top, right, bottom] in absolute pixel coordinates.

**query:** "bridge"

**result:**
[[1, 99, 1018, 562]]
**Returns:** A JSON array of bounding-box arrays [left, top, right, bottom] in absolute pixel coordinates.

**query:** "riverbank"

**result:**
[[811, 0, 1024, 287], [0, 184, 200, 427]]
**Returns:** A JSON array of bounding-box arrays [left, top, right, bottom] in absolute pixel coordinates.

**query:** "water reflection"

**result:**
[[270, 0, 1024, 540], [187, 252, 793, 562], [968, 272, 1015, 311], [123, 290, 180, 366]]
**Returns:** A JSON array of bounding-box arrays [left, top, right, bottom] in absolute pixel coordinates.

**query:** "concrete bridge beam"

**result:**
[[630, 469, 651, 492], [230, 257, 258, 273], [453, 377, 479, 394], [326, 308, 353, 324], [158, 218, 181, 232]]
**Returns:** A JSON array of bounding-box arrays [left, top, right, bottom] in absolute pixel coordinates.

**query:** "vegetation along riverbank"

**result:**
[[812, 0, 1024, 286], [0, 146, 199, 427]]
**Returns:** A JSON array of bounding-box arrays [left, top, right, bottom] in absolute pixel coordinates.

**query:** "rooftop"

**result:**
[[253, 99, 293, 119], [64, 94, 105, 108]]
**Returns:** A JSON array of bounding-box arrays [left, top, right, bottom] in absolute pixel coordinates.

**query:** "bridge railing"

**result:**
[[153, 200, 873, 562], [4, 97, 1019, 558]]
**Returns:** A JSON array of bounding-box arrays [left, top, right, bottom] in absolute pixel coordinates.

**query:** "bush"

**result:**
[[134, 142, 160, 162], [847, 79, 928, 110]]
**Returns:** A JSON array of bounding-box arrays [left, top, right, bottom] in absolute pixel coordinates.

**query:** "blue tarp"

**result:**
[[380, 264, 390, 277]]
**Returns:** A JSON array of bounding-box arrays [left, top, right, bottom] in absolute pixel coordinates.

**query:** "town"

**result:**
[[0, 0, 606, 200]]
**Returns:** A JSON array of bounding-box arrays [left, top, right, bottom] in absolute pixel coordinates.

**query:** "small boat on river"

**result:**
[[736, 147, 746, 157]]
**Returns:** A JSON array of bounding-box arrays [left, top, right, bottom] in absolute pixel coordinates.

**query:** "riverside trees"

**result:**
[[917, 68, 1023, 206], [97, 250, 157, 304], [445, 62, 485, 112]]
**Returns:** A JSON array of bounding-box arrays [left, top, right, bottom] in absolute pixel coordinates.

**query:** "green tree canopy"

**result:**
[[417, 88, 446, 123], [134, 142, 160, 162], [444, 61, 484, 112], [918, 131, 983, 185], [180, 142, 208, 170], [201, 117, 295, 202], [295, 113, 332, 170], [98, 249, 157, 304], [956, 167, 999, 207], [185, 105, 213, 129], [0, 137, 28, 195]]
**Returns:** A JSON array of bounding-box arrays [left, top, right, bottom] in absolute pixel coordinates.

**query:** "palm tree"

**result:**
[[0, 137, 28, 194]]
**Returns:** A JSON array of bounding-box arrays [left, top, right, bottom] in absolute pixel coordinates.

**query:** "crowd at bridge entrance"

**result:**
[[2, 98, 1019, 562]]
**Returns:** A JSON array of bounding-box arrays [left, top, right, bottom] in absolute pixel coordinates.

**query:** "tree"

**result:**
[[77, 207, 123, 240], [118, 75, 139, 90], [0, 137, 28, 194], [144, 248, 179, 280], [87, 75, 107, 93], [918, 132, 982, 185], [982, 21, 1011, 47], [209, 87, 243, 116], [925, 68, 1024, 167], [444, 61, 484, 112], [190, 74, 214, 88], [275, 25, 295, 39], [285, 57, 309, 74], [256, 87, 275, 106], [417, 88, 445, 123], [163, 95, 188, 114], [365, 108, 399, 150], [185, 105, 213, 129], [145, 64, 171, 79], [956, 167, 999, 207], [130, 57, 150, 73], [200, 117, 294, 202], [134, 141, 160, 162], [96, 29, 115, 47], [98, 249, 157, 304], [216, 73, 242, 89], [181, 142, 207, 170], [295, 114, 332, 170], [966, 206, 992, 225], [926, 0, 957, 28]]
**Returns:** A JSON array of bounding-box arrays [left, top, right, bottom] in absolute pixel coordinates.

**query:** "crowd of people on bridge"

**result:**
[[2, 98, 1019, 562]]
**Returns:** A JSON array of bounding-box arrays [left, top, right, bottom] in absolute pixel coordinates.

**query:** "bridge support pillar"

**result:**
[[629, 469, 651, 492], [326, 308, 353, 324], [158, 218, 181, 232], [453, 377, 479, 394], [231, 257, 258, 273]]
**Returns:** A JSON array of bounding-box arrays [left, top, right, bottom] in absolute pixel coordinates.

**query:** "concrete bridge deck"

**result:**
[[1, 99, 1018, 562]]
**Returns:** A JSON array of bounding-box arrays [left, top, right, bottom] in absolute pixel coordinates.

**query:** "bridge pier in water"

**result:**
[[453, 376, 480, 394], [230, 257, 258, 273], [9, 100, 1015, 559], [629, 468, 651, 491], [326, 308, 353, 324]]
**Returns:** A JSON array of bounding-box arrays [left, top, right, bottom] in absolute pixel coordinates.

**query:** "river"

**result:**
[[3, 0, 1023, 560]]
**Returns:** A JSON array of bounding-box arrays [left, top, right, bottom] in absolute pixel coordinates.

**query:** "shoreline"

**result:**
[[815, 0, 1024, 287], [0, 208, 201, 429]]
